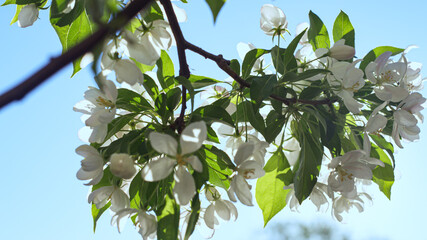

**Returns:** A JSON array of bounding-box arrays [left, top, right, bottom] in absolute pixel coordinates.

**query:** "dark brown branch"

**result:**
[[159, 0, 190, 133], [0, 0, 153, 110]]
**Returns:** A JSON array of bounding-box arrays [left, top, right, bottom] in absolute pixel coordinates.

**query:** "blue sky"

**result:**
[[1, 0, 426, 239]]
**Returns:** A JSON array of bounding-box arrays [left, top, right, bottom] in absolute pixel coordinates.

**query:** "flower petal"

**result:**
[[180, 121, 207, 155], [141, 157, 175, 182], [186, 155, 203, 173], [149, 132, 178, 156], [234, 142, 255, 166], [173, 166, 196, 205]]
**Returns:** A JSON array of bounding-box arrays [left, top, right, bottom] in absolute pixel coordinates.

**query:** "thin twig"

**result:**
[[0, 0, 153, 110], [160, 0, 190, 133]]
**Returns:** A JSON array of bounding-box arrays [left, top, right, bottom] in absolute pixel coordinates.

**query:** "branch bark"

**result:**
[[0, 0, 153, 110]]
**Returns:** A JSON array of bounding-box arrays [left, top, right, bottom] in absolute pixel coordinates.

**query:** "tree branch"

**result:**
[[0, 0, 153, 111], [186, 41, 335, 106], [160, 0, 190, 133]]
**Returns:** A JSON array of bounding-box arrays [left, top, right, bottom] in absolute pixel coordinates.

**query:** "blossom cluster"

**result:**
[[67, 2, 425, 239]]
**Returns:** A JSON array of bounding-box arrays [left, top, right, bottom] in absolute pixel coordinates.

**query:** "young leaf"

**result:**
[[333, 10, 355, 47], [102, 113, 138, 143], [256, 148, 293, 226], [308, 11, 330, 50], [205, 0, 226, 23], [91, 202, 111, 232], [359, 46, 404, 71], [187, 75, 220, 89]]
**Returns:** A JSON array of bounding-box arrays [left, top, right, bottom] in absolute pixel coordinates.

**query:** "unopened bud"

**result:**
[[18, 4, 39, 28], [329, 45, 355, 60], [109, 153, 136, 179]]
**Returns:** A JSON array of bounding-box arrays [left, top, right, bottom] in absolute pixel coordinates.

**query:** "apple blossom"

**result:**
[[112, 208, 157, 239], [75, 145, 104, 185], [141, 121, 207, 205], [88, 185, 130, 212]]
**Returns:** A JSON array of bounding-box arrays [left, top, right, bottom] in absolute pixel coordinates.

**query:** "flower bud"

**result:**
[[18, 4, 39, 28], [329, 45, 355, 60], [109, 153, 136, 179], [260, 4, 287, 36]]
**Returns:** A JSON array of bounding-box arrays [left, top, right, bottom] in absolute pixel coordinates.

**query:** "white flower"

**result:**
[[365, 101, 388, 134], [73, 79, 118, 143], [123, 20, 172, 66], [327, 61, 365, 114], [365, 51, 409, 102], [332, 193, 371, 222], [141, 121, 207, 205], [283, 183, 329, 212], [260, 4, 287, 36], [227, 142, 267, 206], [18, 4, 39, 28], [101, 42, 144, 85], [328, 150, 379, 196], [392, 109, 421, 148], [75, 145, 104, 185], [157, 0, 188, 23], [203, 186, 238, 229], [88, 185, 130, 212], [109, 153, 137, 179], [112, 208, 157, 240]]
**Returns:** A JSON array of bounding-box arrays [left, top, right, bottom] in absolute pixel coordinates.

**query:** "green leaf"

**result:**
[[250, 75, 277, 108], [142, 74, 160, 101], [91, 202, 111, 232], [202, 145, 233, 189], [359, 46, 404, 71], [192, 105, 234, 127], [235, 101, 266, 135], [283, 30, 307, 70], [156, 50, 175, 89], [3, 0, 41, 5], [242, 48, 269, 79], [205, 0, 226, 23], [156, 195, 180, 240], [50, 0, 94, 76], [264, 111, 286, 143], [184, 194, 200, 240], [299, 80, 323, 99], [293, 122, 323, 203], [166, 87, 182, 111], [308, 11, 330, 50], [256, 148, 293, 226], [333, 10, 355, 47], [370, 134, 395, 166], [370, 142, 394, 199], [133, 58, 155, 73], [282, 69, 330, 83], [229, 59, 240, 76], [271, 46, 286, 74], [103, 113, 138, 143], [187, 75, 220, 89], [116, 88, 154, 112]]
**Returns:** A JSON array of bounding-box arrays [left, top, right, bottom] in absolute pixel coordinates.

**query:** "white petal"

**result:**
[[186, 155, 203, 172], [223, 200, 238, 220], [173, 166, 196, 205], [238, 160, 265, 179], [231, 175, 253, 206], [109, 153, 136, 179], [215, 199, 231, 221], [180, 121, 207, 155], [204, 204, 216, 229], [365, 114, 387, 133], [113, 59, 144, 85], [110, 188, 130, 212], [138, 211, 157, 238], [141, 157, 175, 181], [18, 4, 38, 28], [234, 142, 255, 166], [149, 132, 178, 156], [88, 186, 114, 209]]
